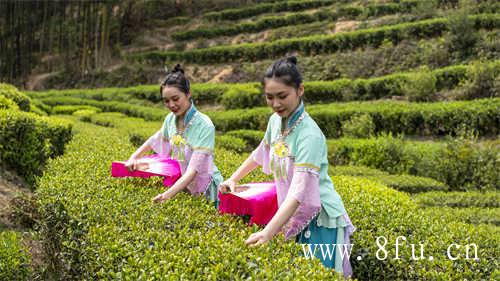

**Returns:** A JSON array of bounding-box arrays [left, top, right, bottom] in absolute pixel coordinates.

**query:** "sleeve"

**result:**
[[251, 141, 271, 174], [250, 115, 274, 174], [145, 129, 170, 156], [288, 168, 320, 204], [185, 123, 215, 194], [186, 152, 213, 194], [282, 134, 323, 239], [283, 168, 322, 239]]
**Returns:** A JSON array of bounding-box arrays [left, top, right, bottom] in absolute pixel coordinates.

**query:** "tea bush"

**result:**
[[203, 0, 334, 21], [330, 165, 448, 193], [327, 135, 499, 190], [134, 14, 499, 64], [0, 109, 73, 185], [173, 1, 419, 40], [35, 119, 499, 279], [421, 206, 500, 226], [0, 95, 19, 110], [216, 135, 248, 153], [27, 61, 500, 109], [413, 191, 500, 208], [38, 97, 166, 121], [454, 60, 500, 99], [35, 119, 340, 280], [0, 83, 31, 111], [210, 98, 500, 138], [225, 129, 265, 149], [402, 66, 437, 102], [220, 86, 264, 109], [0, 231, 31, 280], [341, 114, 375, 138], [52, 105, 102, 115]]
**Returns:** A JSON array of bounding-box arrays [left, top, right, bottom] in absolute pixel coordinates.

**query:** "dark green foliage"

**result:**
[[330, 165, 448, 193], [414, 191, 499, 208], [327, 135, 499, 190], [134, 14, 499, 64], [203, 0, 335, 21], [0, 231, 31, 280], [173, 1, 419, 41], [0, 83, 31, 111], [210, 98, 500, 138], [0, 109, 73, 185], [34, 119, 499, 280]]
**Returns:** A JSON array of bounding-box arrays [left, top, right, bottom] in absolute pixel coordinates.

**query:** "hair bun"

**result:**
[[172, 64, 185, 74], [286, 56, 297, 65]]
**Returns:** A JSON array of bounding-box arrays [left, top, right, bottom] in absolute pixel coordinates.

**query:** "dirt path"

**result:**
[[25, 71, 59, 91], [0, 169, 45, 277]]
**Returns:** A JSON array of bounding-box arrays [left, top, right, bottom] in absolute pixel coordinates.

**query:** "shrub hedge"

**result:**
[[29, 104, 49, 116], [30, 99, 52, 114], [133, 14, 499, 64], [216, 135, 248, 153], [173, 1, 419, 40], [37, 97, 166, 121], [0, 109, 73, 184], [221, 130, 498, 190], [0, 95, 19, 110], [0, 83, 31, 111], [225, 129, 265, 148], [216, 61, 500, 108], [413, 191, 500, 208], [421, 206, 500, 226], [0, 231, 31, 280], [216, 136, 450, 193], [210, 98, 500, 138], [31, 95, 500, 143], [35, 119, 340, 280], [27, 83, 236, 107], [35, 96, 499, 141], [27, 60, 499, 109], [35, 118, 500, 280], [330, 165, 448, 193], [327, 135, 499, 190], [26, 87, 157, 108], [52, 105, 102, 115], [203, 0, 335, 21]]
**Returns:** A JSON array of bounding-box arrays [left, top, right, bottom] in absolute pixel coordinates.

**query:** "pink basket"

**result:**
[[111, 154, 181, 187], [218, 182, 278, 225]]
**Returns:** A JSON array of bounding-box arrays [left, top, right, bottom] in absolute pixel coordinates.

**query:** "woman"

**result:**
[[219, 57, 355, 277], [126, 64, 222, 205]]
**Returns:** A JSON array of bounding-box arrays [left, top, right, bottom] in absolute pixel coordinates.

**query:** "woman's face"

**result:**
[[264, 78, 304, 118], [162, 86, 191, 117]]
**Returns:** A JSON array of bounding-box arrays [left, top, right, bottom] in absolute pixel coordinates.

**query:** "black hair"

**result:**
[[160, 64, 190, 95], [262, 56, 302, 89]]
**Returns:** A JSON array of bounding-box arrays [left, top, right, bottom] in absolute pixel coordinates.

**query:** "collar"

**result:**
[[181, 102, 197, 125], [284, 101, 305, 129]]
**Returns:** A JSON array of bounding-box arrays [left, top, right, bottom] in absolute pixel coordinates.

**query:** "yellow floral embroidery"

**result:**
[[273, 141, 290, 158], [171, 134, 186, 146]]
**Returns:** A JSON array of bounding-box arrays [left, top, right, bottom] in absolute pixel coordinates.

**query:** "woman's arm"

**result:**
[[245, 197, 299, 247], [125, 142, 153, 171], [129, 141, 152, 160], [152, 168, 197, 202], [126, 130, 164, 171], [219, 154, 260, 193]]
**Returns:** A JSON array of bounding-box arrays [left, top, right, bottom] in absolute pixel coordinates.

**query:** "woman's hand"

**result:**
[[245, 230, 273, 247], [218, 179, 237, 194], [125, 158, 138, 172], [152, 191, 172, 203]]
